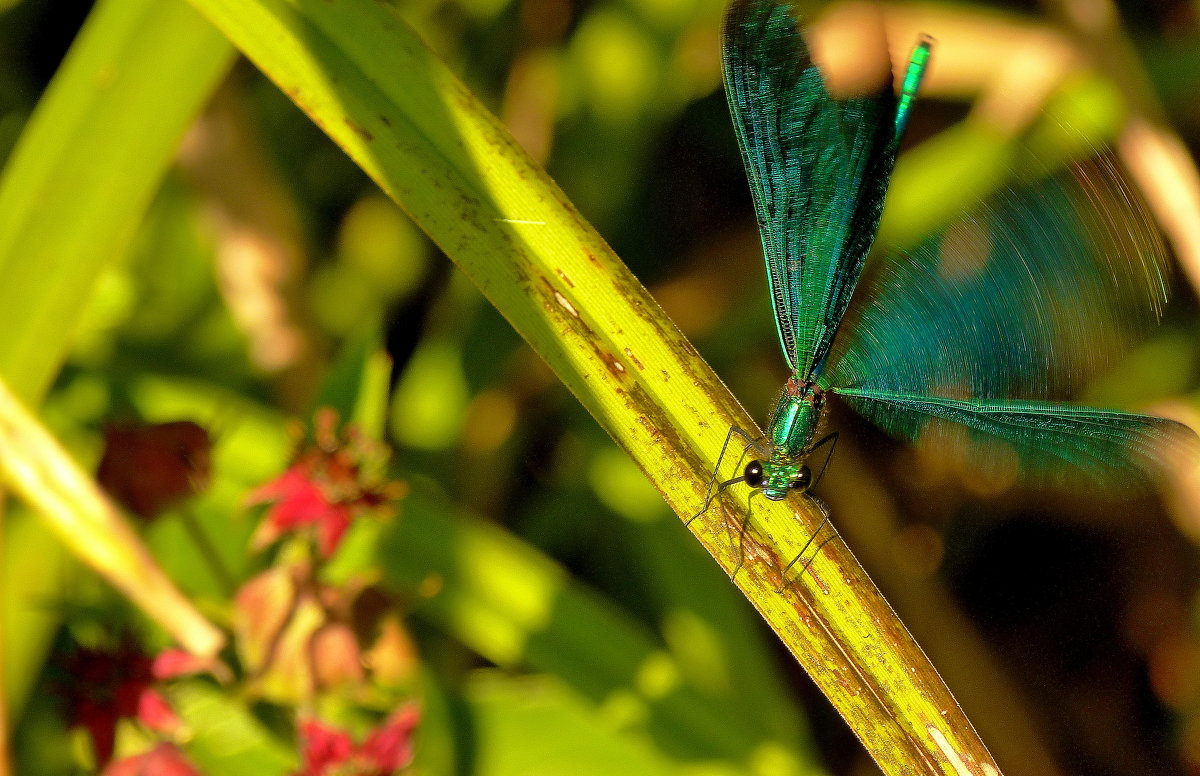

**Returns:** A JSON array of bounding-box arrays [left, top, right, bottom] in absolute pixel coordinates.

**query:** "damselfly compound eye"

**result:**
[[789, 466, 812, 491]]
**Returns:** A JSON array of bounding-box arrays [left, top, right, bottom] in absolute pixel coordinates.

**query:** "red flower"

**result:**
[[249, 409, 402, 558], [295, 706, 419, 776], [97, 421, 212, 519], [58, 641, 182, 766], [102, 744, 201, 776], [250, 467, 354, 557], [153, 647, 223, 680]]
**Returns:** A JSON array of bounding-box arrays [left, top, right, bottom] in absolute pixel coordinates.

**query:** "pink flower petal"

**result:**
[[314, 506, 352, 558], [297, 719, 355, 775], [246, 466, 308, 505], [137, 688, 181, 733], [361, 705, 420, 771], [152, 648, 211, 679], [102, 744, 201, 776]]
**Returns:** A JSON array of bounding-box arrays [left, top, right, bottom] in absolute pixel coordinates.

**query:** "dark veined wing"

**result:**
[[834, 388, 1194, 491], [721, 0, 921, 381]]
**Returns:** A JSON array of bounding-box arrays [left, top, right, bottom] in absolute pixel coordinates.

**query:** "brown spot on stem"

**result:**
[[344, 118, 373, 143]]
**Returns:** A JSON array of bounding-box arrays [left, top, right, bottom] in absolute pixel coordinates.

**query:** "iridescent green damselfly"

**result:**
[[692, 0, 1195, 572]]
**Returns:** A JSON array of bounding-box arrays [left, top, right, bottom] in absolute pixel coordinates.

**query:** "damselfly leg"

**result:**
[[686, 425, 770, 527], [778, 495, 835, 592]]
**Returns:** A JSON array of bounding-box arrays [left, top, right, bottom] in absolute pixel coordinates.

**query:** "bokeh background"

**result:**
[[3, 0, 1200, 773]]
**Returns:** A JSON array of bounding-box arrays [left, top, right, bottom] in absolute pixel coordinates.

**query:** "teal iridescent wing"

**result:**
[[834, 389, 1192, 488], [722, 0, 921, 381], [822, 155, 1170, 401], [822, 153, 1194, 485]]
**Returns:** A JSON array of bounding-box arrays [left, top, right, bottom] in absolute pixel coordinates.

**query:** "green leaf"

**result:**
[[356, 491, 818, 771], [0, 0, 233, 717], [0, 0, 234, 403], [171, 680, 298, 776], [464, 672, 685, 776], [185, 0, 1001, 771], [1, 505, 78, 717], [312, 333, 393, 440]]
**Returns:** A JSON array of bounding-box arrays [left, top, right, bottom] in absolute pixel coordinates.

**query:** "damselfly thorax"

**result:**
[[750, 378, 827, 500]]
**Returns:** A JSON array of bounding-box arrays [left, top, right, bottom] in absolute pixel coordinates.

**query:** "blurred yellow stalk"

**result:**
[[0, 378, 224, 658]]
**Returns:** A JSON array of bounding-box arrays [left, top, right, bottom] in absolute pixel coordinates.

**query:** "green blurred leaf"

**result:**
[[465, 671, 684, 776], [0, 0, 235, 720], [171, 680, 298, 775], [390, 339, 470, 450], [0, 0, 234, 403], [314, 335, 393, 440], [338, 491, 818, 772], [2, 505, 77, 714]]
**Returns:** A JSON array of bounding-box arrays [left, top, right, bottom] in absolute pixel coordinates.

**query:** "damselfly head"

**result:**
[[746, 459, 812, 500]]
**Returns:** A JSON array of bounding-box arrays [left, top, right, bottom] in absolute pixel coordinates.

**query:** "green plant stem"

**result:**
[[0, 378, 225, 658], [0, 494, 8, 776], [184, 0, 1003, 772], [179, 509, 238, 596]]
